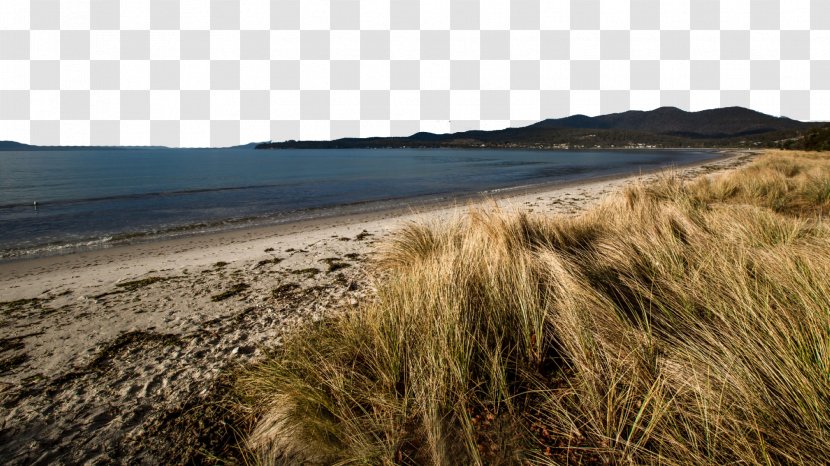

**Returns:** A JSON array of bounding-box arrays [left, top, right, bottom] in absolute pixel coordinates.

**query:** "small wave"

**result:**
[[0, 182, 308, 211], [0, 194, 437, 261], [1, 236, 114, 260]]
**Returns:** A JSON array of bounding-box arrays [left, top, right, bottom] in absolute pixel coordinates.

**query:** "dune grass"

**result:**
[[235, 150, 830, 465]]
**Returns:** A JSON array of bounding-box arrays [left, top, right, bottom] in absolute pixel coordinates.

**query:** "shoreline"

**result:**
[[0, 149, 754, 464], [0, 148, 730, 267]]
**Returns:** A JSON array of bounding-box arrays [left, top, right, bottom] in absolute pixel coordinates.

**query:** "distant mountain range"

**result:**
[[0, 141, 172, 151], [3, 107, 826, 152], [257, 107, 827, 150], [0, 141, 30, 150], [528, 107, 808, 137], [0, 141, 259, 151]]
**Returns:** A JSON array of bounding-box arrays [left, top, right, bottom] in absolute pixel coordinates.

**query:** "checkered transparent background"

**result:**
[[0, 0, 828, 147]]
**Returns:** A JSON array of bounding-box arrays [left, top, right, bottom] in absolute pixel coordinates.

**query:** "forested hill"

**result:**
[[257, 107, 823, 150]]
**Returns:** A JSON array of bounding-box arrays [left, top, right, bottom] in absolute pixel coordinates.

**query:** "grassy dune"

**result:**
[[236, 151, 830, 465]]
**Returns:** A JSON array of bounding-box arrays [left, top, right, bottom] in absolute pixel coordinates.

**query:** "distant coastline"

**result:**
[[256, 106, 828, 151], [4, 106, 828, 153]]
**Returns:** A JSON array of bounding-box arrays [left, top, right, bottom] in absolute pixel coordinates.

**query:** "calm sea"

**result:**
[[0, 148, 720, 259]]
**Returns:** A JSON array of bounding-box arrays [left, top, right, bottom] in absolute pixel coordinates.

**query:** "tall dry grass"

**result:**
[[237, 150, 830, 465]]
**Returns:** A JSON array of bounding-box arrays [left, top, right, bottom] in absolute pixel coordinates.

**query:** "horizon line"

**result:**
[[4, 105, 827, 150]]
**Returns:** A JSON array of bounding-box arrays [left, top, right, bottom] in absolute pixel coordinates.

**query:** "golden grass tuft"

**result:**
[[237, 151, 830, 465]]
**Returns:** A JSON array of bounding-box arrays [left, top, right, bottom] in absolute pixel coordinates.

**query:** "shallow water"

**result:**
[[0, 148, 719, 258]]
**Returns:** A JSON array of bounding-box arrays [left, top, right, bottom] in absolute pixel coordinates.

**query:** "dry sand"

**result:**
[[0, 151, 755, 464]]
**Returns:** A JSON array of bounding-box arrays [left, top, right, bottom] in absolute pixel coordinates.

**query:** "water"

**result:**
[[0, 148, 720, 259]]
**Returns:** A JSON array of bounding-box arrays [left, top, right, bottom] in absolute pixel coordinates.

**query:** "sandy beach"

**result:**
[[0, 151, 754, 463]]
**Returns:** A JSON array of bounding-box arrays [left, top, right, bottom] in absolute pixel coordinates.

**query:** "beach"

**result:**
[[0, 151, 753, 463]]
